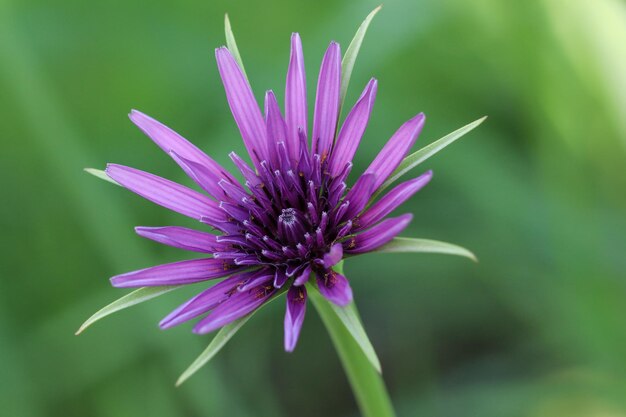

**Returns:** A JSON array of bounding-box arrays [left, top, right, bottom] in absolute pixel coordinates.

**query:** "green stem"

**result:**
[[309, 290, 396, 417]]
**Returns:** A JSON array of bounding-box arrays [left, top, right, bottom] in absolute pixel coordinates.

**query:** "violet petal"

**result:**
[[284, 285, 307, 352], [316, 269, 353, 307], [365, 113, 425, 191], [345, 213, 413, 254], [285, 33, 307, 162], [193, 281, 275, 334], [311, 42, 341, 161], [358, 171, 432, 229], [135, 226, 223, 253], [129, 110, 238, 184], [216, 47, 268, 166], [322, 243, 343, 269], [160, 270, 260, 329], [106, 164, 225, 224], [110, 258, 238, 288], [328, 78, 377, 176]]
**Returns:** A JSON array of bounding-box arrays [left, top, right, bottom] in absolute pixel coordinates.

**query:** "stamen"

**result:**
[[319, 211, 329, 232], [306, 202, 318, 224], [337, 220, 353, 238], [315, 227, 324, 246], [277, 208, 306, 244], [263, 235, 283, 251]]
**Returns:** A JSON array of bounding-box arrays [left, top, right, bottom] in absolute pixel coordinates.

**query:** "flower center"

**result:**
[[278, 208, 296, 225], [277, 207, 306, 245]]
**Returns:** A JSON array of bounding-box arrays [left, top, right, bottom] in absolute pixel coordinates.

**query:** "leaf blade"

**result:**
[[224, 13, 247, 80], [176, 314, 251, 386], [307, 260, 381, 373], [328, 298, 381, 373], [340, 5, 382, 110], [379, 116, 487, 194], [375, 237, 477, 262], [176, 287, 288, 385], [76, 286, 179, 335], [308, 284, 394, 417]]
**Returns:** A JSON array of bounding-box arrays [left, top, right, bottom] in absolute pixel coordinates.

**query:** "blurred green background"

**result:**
[[1, 0, 626, 416]]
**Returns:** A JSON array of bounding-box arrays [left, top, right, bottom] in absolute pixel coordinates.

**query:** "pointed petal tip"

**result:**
[[109, 275, 123, 288], [215, 46, 229, 55], [399, 212, 414, 223], [191, 324, 207, 334]]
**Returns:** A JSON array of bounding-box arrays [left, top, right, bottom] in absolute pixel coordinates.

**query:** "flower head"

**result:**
[[106, 33, 432, 351]]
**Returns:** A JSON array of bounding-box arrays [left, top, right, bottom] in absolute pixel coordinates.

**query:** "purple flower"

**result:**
[[106, 33, 432, 352]]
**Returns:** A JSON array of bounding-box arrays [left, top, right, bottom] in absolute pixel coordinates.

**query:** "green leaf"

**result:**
[[224, 13, 247, 80], [176, 287, 287, 386], [176, 314, 251, 386], [375, 237, 477, 262], [340, 5, 382, 111], [378, 116, 487, 194], [84, 167, 120, 186], [326, 296, 381, 373], [309, 283, 395, 417], [306, 261, 381, 373], [75, 286, 179, 335]]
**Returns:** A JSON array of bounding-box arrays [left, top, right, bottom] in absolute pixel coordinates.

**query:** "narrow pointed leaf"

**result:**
[[176, 314, 251, 386], [307, 261, 381, 373], [308, 279, 394, 417], [375, 237, 477, 262], [340, 5, 382, 111], [378, 116, 487, 194], [224, 14, 247, 80], [176, 287, 287, 385], [84, 167, 120, 186], [76, 286, 179, 335], [328, 296, 381, 373]]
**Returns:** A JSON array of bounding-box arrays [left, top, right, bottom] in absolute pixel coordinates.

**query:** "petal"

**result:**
[[169, 151, 226, 200], [135, 226, 224, 253], [110, 258, 238, 287], [311, 42, 341, 161], [344, 214, 413, 254], [215, 47, 268, 167], [328, 78, 378, 176], [365, 113, 426, 191], [238, 268, 276, 292], [159, 270, 260, 329], [316, 269, 353, 307], [264, 90, 289, 169], [285, 33, 307, 162], [284, 285, 307, 352], [106, 164, 226, 224], [129, 110, 238, 184], [358, 171, 432, 229], [193, 280, 275, 334], [274, 268, 289, 288], [293, 264, 312, 286], [322, 243, 343, 268], [341, 173, 376, 220]]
